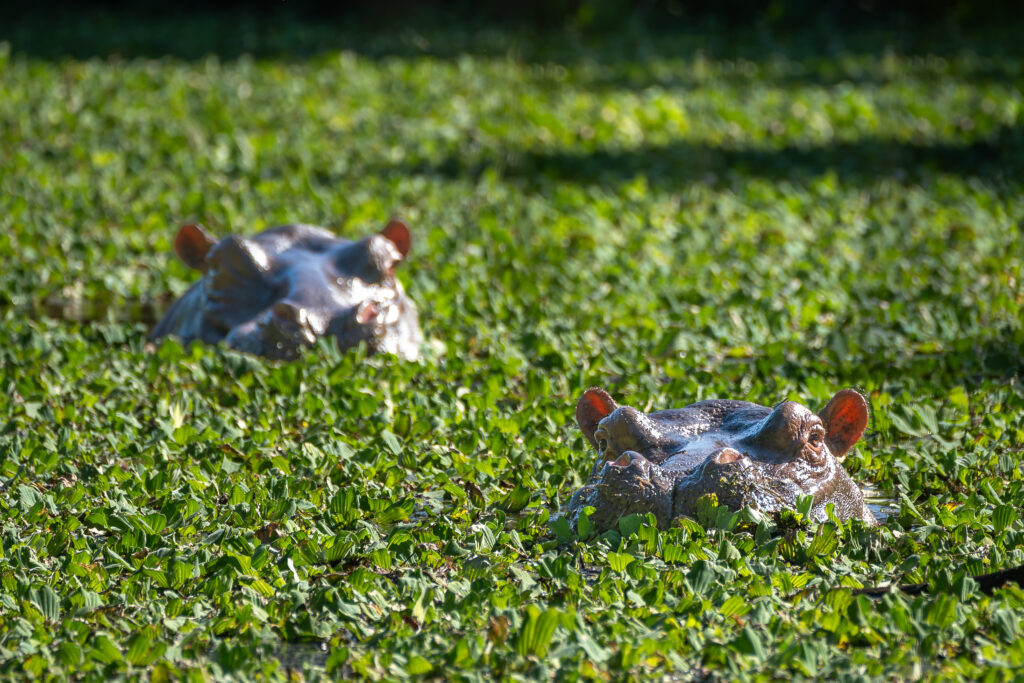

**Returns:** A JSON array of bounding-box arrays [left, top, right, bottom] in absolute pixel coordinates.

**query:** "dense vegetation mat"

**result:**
[[1, 12, 1023, 680]]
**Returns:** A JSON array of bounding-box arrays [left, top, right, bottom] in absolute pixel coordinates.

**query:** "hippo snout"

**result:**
[[222, 302, 320, 360], [568, 450, 675, 534], [264, 303, 319, 345]]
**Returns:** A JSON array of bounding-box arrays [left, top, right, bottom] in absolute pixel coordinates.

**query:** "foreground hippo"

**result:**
[[568, 388, 876, 532], [151, 219, 422, 360]]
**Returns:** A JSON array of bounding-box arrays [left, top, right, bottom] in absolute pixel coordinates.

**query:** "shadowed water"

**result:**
[[24, 293, 172, 325], [273, 641, 330, 674]]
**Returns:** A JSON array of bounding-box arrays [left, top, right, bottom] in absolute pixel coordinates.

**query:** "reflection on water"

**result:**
[[273, 641, 329, 674], [861, 483, 897, 523], [26, 292, 172, 325]]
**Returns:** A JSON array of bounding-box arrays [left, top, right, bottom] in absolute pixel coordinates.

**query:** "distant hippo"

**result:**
[[568, 388, 875, 532], [151, 219, 422, 360]]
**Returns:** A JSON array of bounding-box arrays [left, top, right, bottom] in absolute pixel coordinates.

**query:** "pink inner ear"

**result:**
[[576, 387, 619, 449], [380, 219, 411, 259], [819, 389, 869, 456], [174, 223, 215, 270], [580, 388, 617, 420]]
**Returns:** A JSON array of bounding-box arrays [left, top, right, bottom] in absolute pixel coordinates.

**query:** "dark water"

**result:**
[[861, 484, 897, 523], [272, 641, 330, 674]]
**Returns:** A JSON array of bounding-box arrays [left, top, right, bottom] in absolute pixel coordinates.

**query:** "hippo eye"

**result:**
[[806, 426, 825, 454], [597, 438, 608, 454], [801, 427, 826, 465]]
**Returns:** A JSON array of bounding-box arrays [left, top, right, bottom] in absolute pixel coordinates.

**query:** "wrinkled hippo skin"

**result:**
[[151, 219, 422, 360], [568, 388, 876, 532]]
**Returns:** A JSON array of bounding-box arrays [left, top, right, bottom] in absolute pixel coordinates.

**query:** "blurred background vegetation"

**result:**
[[4, 0, 1024, 59]]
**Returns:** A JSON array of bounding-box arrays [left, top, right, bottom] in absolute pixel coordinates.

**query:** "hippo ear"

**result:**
[[174, 224, 217, 270], [818, 389, 869, 457], [380, 219, 411, 260], [577, 387, 618, 450]]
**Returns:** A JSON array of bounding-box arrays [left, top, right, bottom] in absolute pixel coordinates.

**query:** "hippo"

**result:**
[[567, 387, 876, 532], [151, 219, 423, 361]]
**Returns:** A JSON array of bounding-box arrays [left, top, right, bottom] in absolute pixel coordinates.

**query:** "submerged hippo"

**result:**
[[151, 219, 422, 360], [568, 387, 875, 532]]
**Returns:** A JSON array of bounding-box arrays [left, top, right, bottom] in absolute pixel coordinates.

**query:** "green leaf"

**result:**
[[126, 632, 152, 666], [169, 561, 191, 589], [576, 630, 612, 662], [576, 509, 595, 539], [89, 635, 123, 664], [550, 516, 573, 544], [688, 561, 716, 595], [249, 579, 275, 598], [30, 585, 59, 622], [377, 498, 414, 525], [606, 551, 634, 572], [926, 594, 958, 629], [18, 485, 43, 512], [325, 535, 355, 563], [992, 505, 1017, 534], [326, 647, 350, 674], [146, 513, 168, 534], [499, 484, 532, 514], [617, 514, 644, 537], [380, 430, 402, 455], [733, 625, 765, 660], [369, 547, 393, 570], [515, 606, 560, 657], [405, 655, 433, 675], [719, 595, 749, 618], [58, 641, 83, 667], [795, 494, 814, 519], [806, 524, 838, 557]]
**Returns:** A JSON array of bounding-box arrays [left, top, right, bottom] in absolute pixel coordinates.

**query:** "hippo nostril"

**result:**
[[271, 302, 304, 324], [356, 300, 379, 325], [611, 452, 634, 468], [712, 448, 744, 465]]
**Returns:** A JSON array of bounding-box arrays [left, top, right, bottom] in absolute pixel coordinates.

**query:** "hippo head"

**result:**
[[151, 220, 423, 361], [568, 388, 875, 532]]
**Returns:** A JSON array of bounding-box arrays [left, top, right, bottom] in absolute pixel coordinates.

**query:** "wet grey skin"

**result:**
[[151, 219, 423, 361], [568, 387, 876, 533]]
